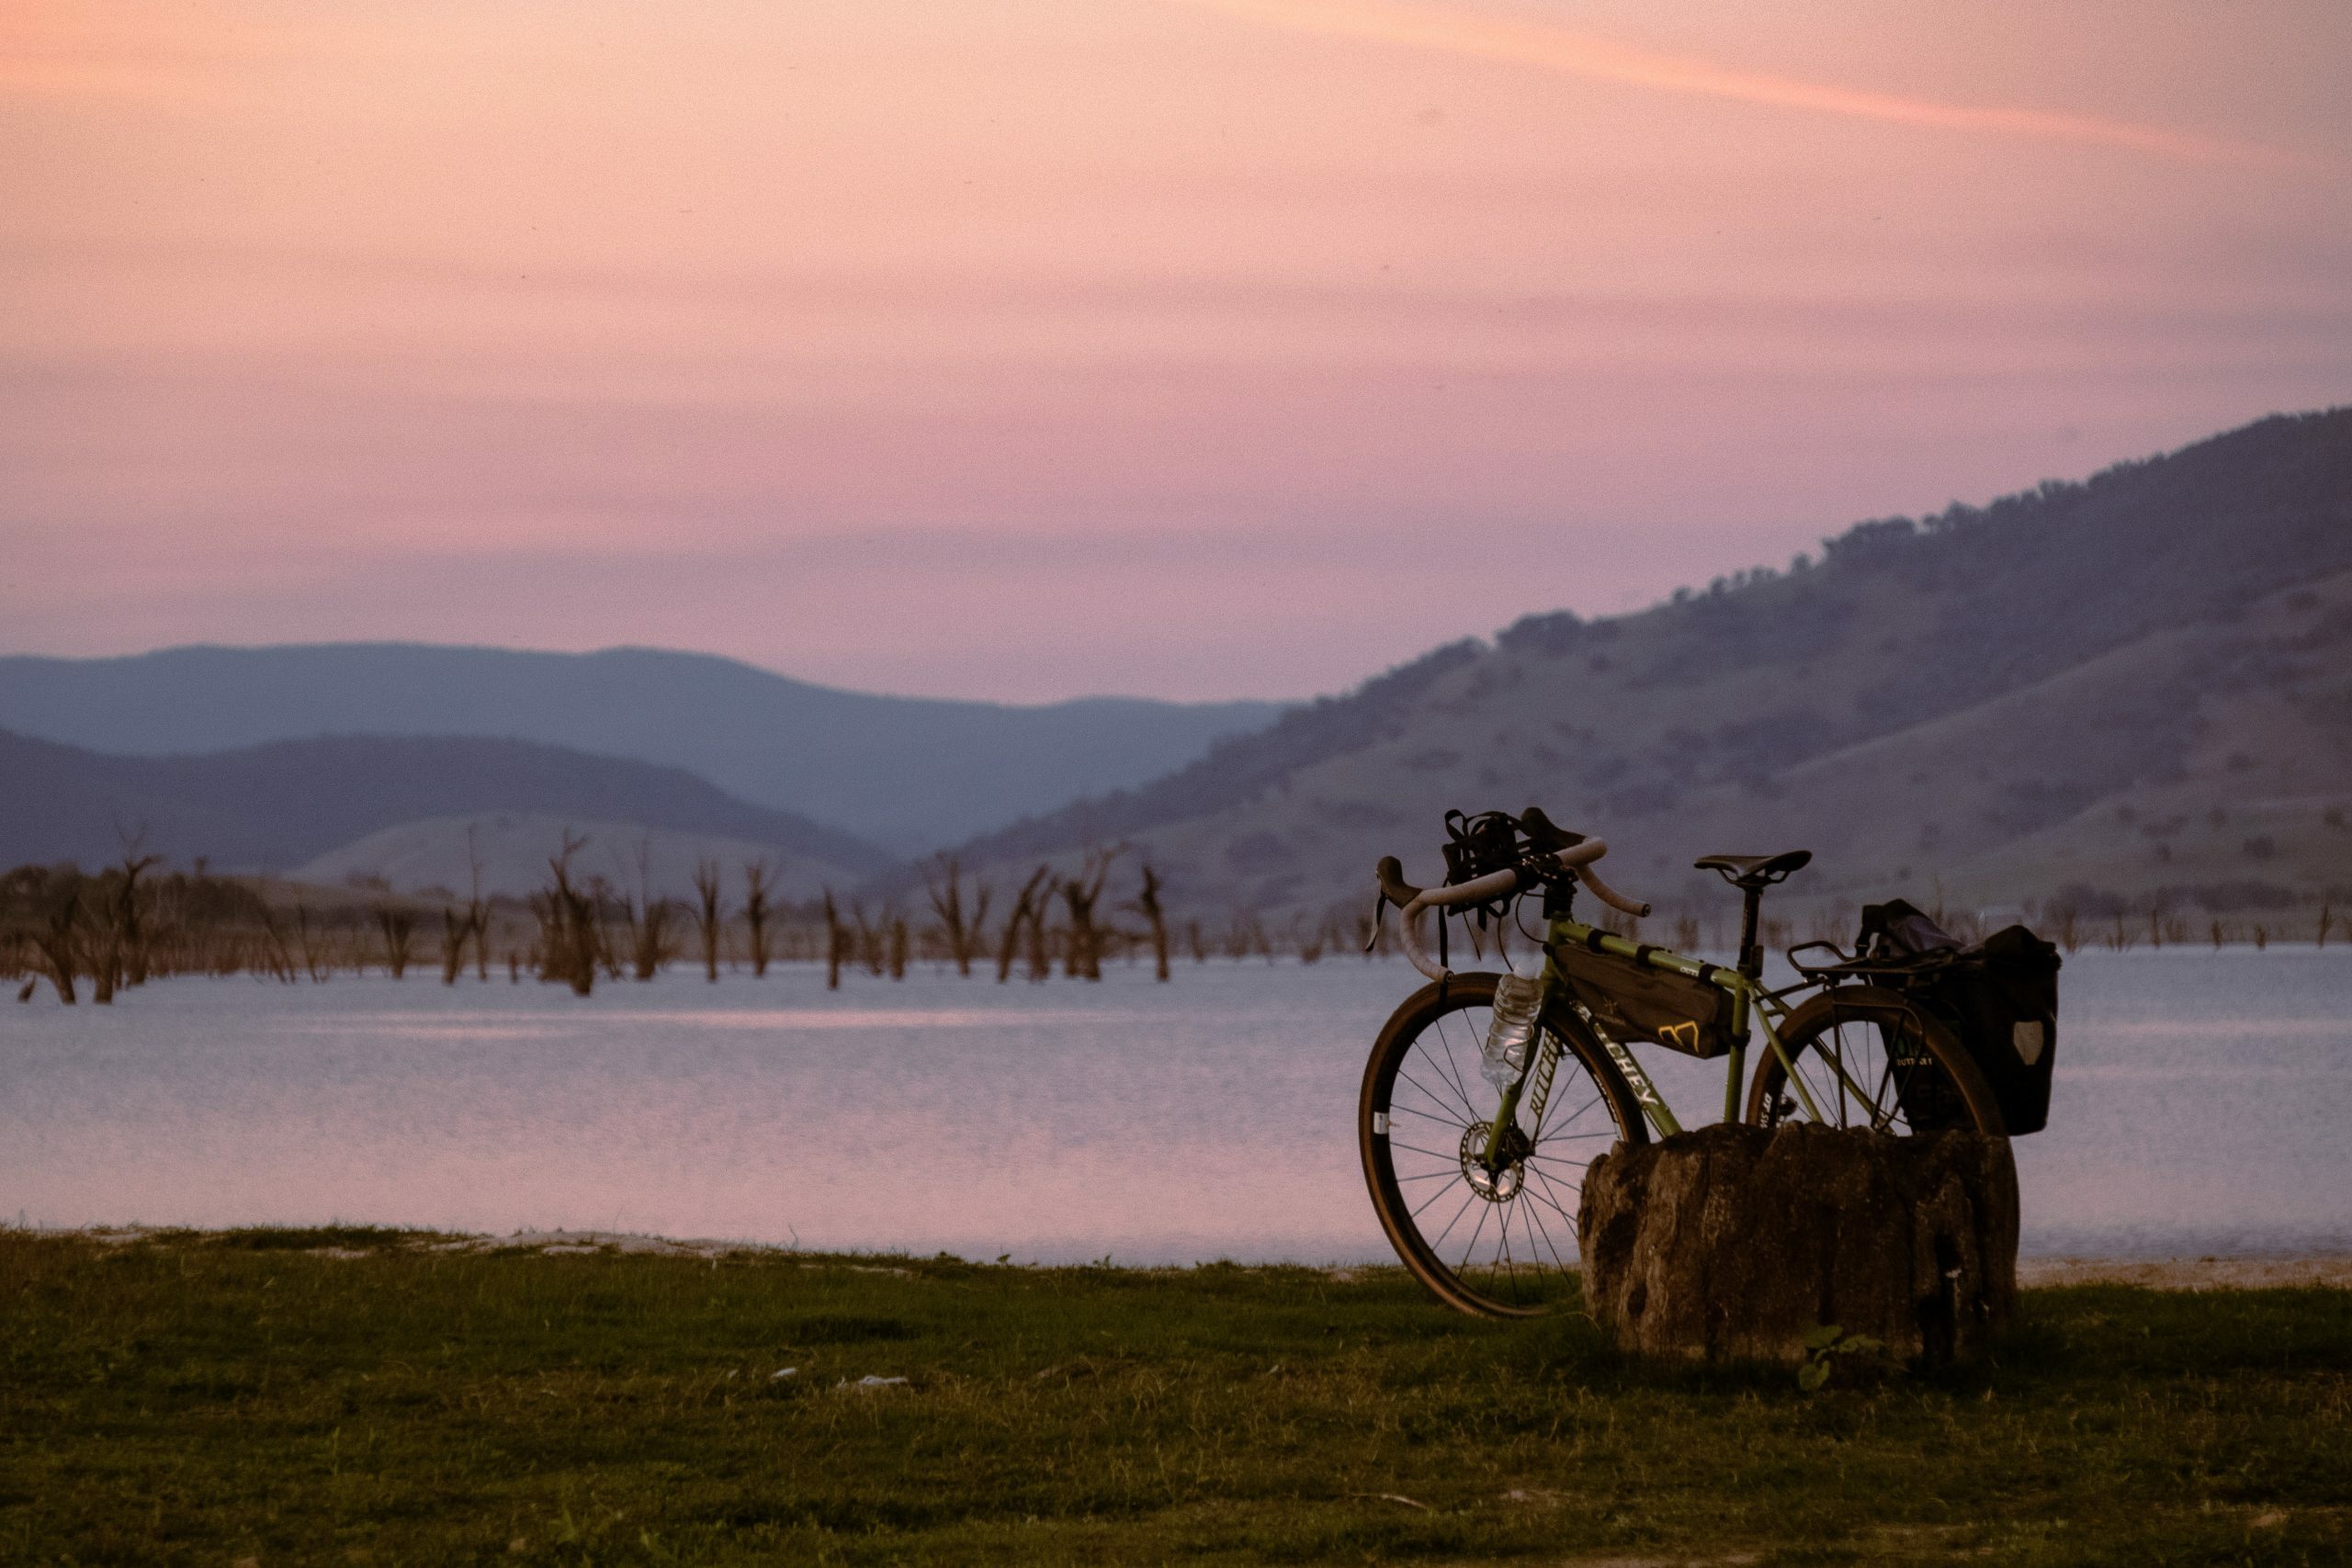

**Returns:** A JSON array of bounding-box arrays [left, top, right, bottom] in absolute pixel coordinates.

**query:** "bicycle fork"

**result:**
[[1477, 968, 1582, 1167]]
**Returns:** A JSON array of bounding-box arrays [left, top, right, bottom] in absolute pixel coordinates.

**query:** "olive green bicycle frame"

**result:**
[[1477, 915, 1860, 1164]]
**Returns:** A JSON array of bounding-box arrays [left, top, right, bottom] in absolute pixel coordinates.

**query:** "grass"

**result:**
[[2, 1231, 2346, 1565]]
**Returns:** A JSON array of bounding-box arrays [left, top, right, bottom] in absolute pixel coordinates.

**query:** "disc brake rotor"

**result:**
[[1458, 1121, 1531, 1201]]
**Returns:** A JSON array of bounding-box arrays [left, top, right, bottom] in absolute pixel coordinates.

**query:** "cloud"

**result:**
[[0, 3, 424, 108], [1178, 0, 2290, 166]]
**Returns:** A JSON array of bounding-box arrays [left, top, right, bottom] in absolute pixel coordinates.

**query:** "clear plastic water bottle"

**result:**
[[1480, 974, 1544, 1090]]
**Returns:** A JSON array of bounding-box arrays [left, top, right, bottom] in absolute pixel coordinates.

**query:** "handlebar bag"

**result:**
[[1553, 941, 1742, 1059]]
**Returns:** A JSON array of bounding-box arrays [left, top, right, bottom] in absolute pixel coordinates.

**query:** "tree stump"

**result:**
[[1577, 1122, 2018, 1365]]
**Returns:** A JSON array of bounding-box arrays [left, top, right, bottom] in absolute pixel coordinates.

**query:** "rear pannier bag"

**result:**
[[1554, 940, 1742, 1059], [1934, 925, 2062, 1135], [1860, 901, 2062, 1135]]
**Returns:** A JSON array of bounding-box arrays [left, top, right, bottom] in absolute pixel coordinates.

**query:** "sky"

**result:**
[[4, 0, 2349, 703]]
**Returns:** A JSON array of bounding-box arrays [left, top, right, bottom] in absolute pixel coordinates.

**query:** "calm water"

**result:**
[[4, 949, 2347, 1261]]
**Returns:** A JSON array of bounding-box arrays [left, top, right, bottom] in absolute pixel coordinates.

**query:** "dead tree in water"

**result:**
[[618, 851, 675, 981], [994, 866, 1051, 983], [584, 877, 626, 980], [821, 887, 848, 990], [467, 825, 492, 981], [13, 870, 83, 1003], [1024, 894, 1053, 982], [846, 902, 887, 977], [628, 900, 674, 980], [1060, 849, 1118, 981], [1294, 916, 1325, 965], [439, 906, 480, 985], [691, 858, 727, 981], [290, 901, 329, 983], [742, 858, 776, 976], [377, 903, 418, 978], [1123, 860, 1171, 981], [535, 834, 598, 995], [104, 846, 163, 993], [923, 855, 991, 976], [253, 896, 297, 983]]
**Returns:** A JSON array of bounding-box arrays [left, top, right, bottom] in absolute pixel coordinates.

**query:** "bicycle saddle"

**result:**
[[1693, 850, 1813, 888]]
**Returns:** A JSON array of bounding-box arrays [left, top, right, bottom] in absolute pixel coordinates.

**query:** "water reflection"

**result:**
[[3, 950, 2346, 1261]]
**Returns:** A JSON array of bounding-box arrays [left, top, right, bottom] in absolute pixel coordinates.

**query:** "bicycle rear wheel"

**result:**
[[1745, 986, 2006, 1135], [1361, 972, 1645, 1317]]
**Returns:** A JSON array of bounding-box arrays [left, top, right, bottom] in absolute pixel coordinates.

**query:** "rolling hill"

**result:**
[[0, 729, 886, 896], [0, 646, 1280, 850], [941, 408, 2352, 925]]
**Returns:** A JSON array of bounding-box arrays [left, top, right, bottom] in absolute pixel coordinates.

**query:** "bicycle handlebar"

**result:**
[[1380, 837, 1652, 982]]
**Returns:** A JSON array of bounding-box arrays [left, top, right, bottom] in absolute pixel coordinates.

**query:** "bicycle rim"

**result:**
[[1361, 973, 1643, 1317]]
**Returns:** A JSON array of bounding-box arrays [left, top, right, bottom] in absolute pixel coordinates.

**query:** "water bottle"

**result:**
[[1480, 974, 1544, 1090]]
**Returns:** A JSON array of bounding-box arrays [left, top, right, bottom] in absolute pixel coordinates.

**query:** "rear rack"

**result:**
[[1786, 938, 1963, 986]]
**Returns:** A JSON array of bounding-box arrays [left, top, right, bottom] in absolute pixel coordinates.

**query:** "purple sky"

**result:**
[[5, 0, 2348, 700]]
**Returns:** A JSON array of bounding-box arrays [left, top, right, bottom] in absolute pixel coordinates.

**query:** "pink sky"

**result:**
[[5, 0, 2347, 701]]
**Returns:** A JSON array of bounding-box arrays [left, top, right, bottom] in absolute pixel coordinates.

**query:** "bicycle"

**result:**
[[1361, 807, 2007, 1318]]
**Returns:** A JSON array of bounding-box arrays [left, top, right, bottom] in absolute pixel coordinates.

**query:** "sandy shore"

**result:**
[[2015, 1254, 2352, 1290], [56, 1226, 2352, 1287]]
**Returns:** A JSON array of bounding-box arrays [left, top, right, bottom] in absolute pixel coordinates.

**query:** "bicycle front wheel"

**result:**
[[1361, 972, 1645, 1317], [1745, 986, 2006, 1135]]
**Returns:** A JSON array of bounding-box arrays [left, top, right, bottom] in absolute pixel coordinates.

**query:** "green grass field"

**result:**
[[3, 1229, 2346, 1565]]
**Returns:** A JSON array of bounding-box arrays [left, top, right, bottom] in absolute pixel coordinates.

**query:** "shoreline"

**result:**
[[43, 1224, 2352, 1288]]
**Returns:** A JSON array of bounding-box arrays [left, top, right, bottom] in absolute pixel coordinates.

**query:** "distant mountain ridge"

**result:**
[[0, 645, 1282, 850], [0, 728, 886, 888], [943, 408, 2352, 919]]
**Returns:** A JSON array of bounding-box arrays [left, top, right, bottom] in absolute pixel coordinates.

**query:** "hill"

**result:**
[[944, 409, 2352, 925], [0, 729, 886, 892], [0, 646, 1280, 851]]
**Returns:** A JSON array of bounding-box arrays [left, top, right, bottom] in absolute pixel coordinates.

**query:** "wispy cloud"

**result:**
[[1179, 0, 2288, 166], [0, 4, 420, 107]]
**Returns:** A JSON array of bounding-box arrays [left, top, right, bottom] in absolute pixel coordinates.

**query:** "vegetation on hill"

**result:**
[[948, 409, 2352, 926], [0, 728, 887, 880], [4, 1229, 2345, 1563]]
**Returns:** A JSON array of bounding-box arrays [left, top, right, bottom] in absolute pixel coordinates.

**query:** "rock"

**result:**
[[1577, 1122, 2018, 1365]]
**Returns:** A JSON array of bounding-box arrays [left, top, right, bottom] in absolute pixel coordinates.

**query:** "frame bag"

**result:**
[[1554, 940, 1742, 1059]]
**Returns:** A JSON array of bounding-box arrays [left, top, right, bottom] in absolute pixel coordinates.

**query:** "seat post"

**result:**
[[1736, 886, 1767, 980]]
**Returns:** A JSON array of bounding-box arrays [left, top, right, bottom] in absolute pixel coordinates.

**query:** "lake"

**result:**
[[5, 948, 2347, 1262]]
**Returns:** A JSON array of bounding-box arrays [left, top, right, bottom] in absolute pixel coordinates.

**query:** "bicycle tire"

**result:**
[[1744, 985, 2006, 1135], [1361, 972, 1646, 1317]]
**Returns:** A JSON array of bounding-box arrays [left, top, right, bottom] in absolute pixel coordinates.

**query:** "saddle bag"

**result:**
[[1860, 901, 2062, 1135], [1553, 939, 1742, 1059]]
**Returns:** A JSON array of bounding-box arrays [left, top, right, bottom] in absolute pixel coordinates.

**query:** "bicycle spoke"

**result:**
[[1528, 1129, 1619, 1146], [1533, 1084, 1601, 1145], [1493, 1204, 1518, 1301], [1832, 1028, 1856, 1127], [1524, 1165, 1582, 1227], [1408, 1177, 1466, 1221], [1429, 1190, 1476, 1247], [1869, 1041, 1900, 1131], [1519, 1185, 1577, 1276], [1397, 1066, 1475, 1124], [1428, 1014, 1485, 1121], [1456, 1201, 1492, 1277]]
